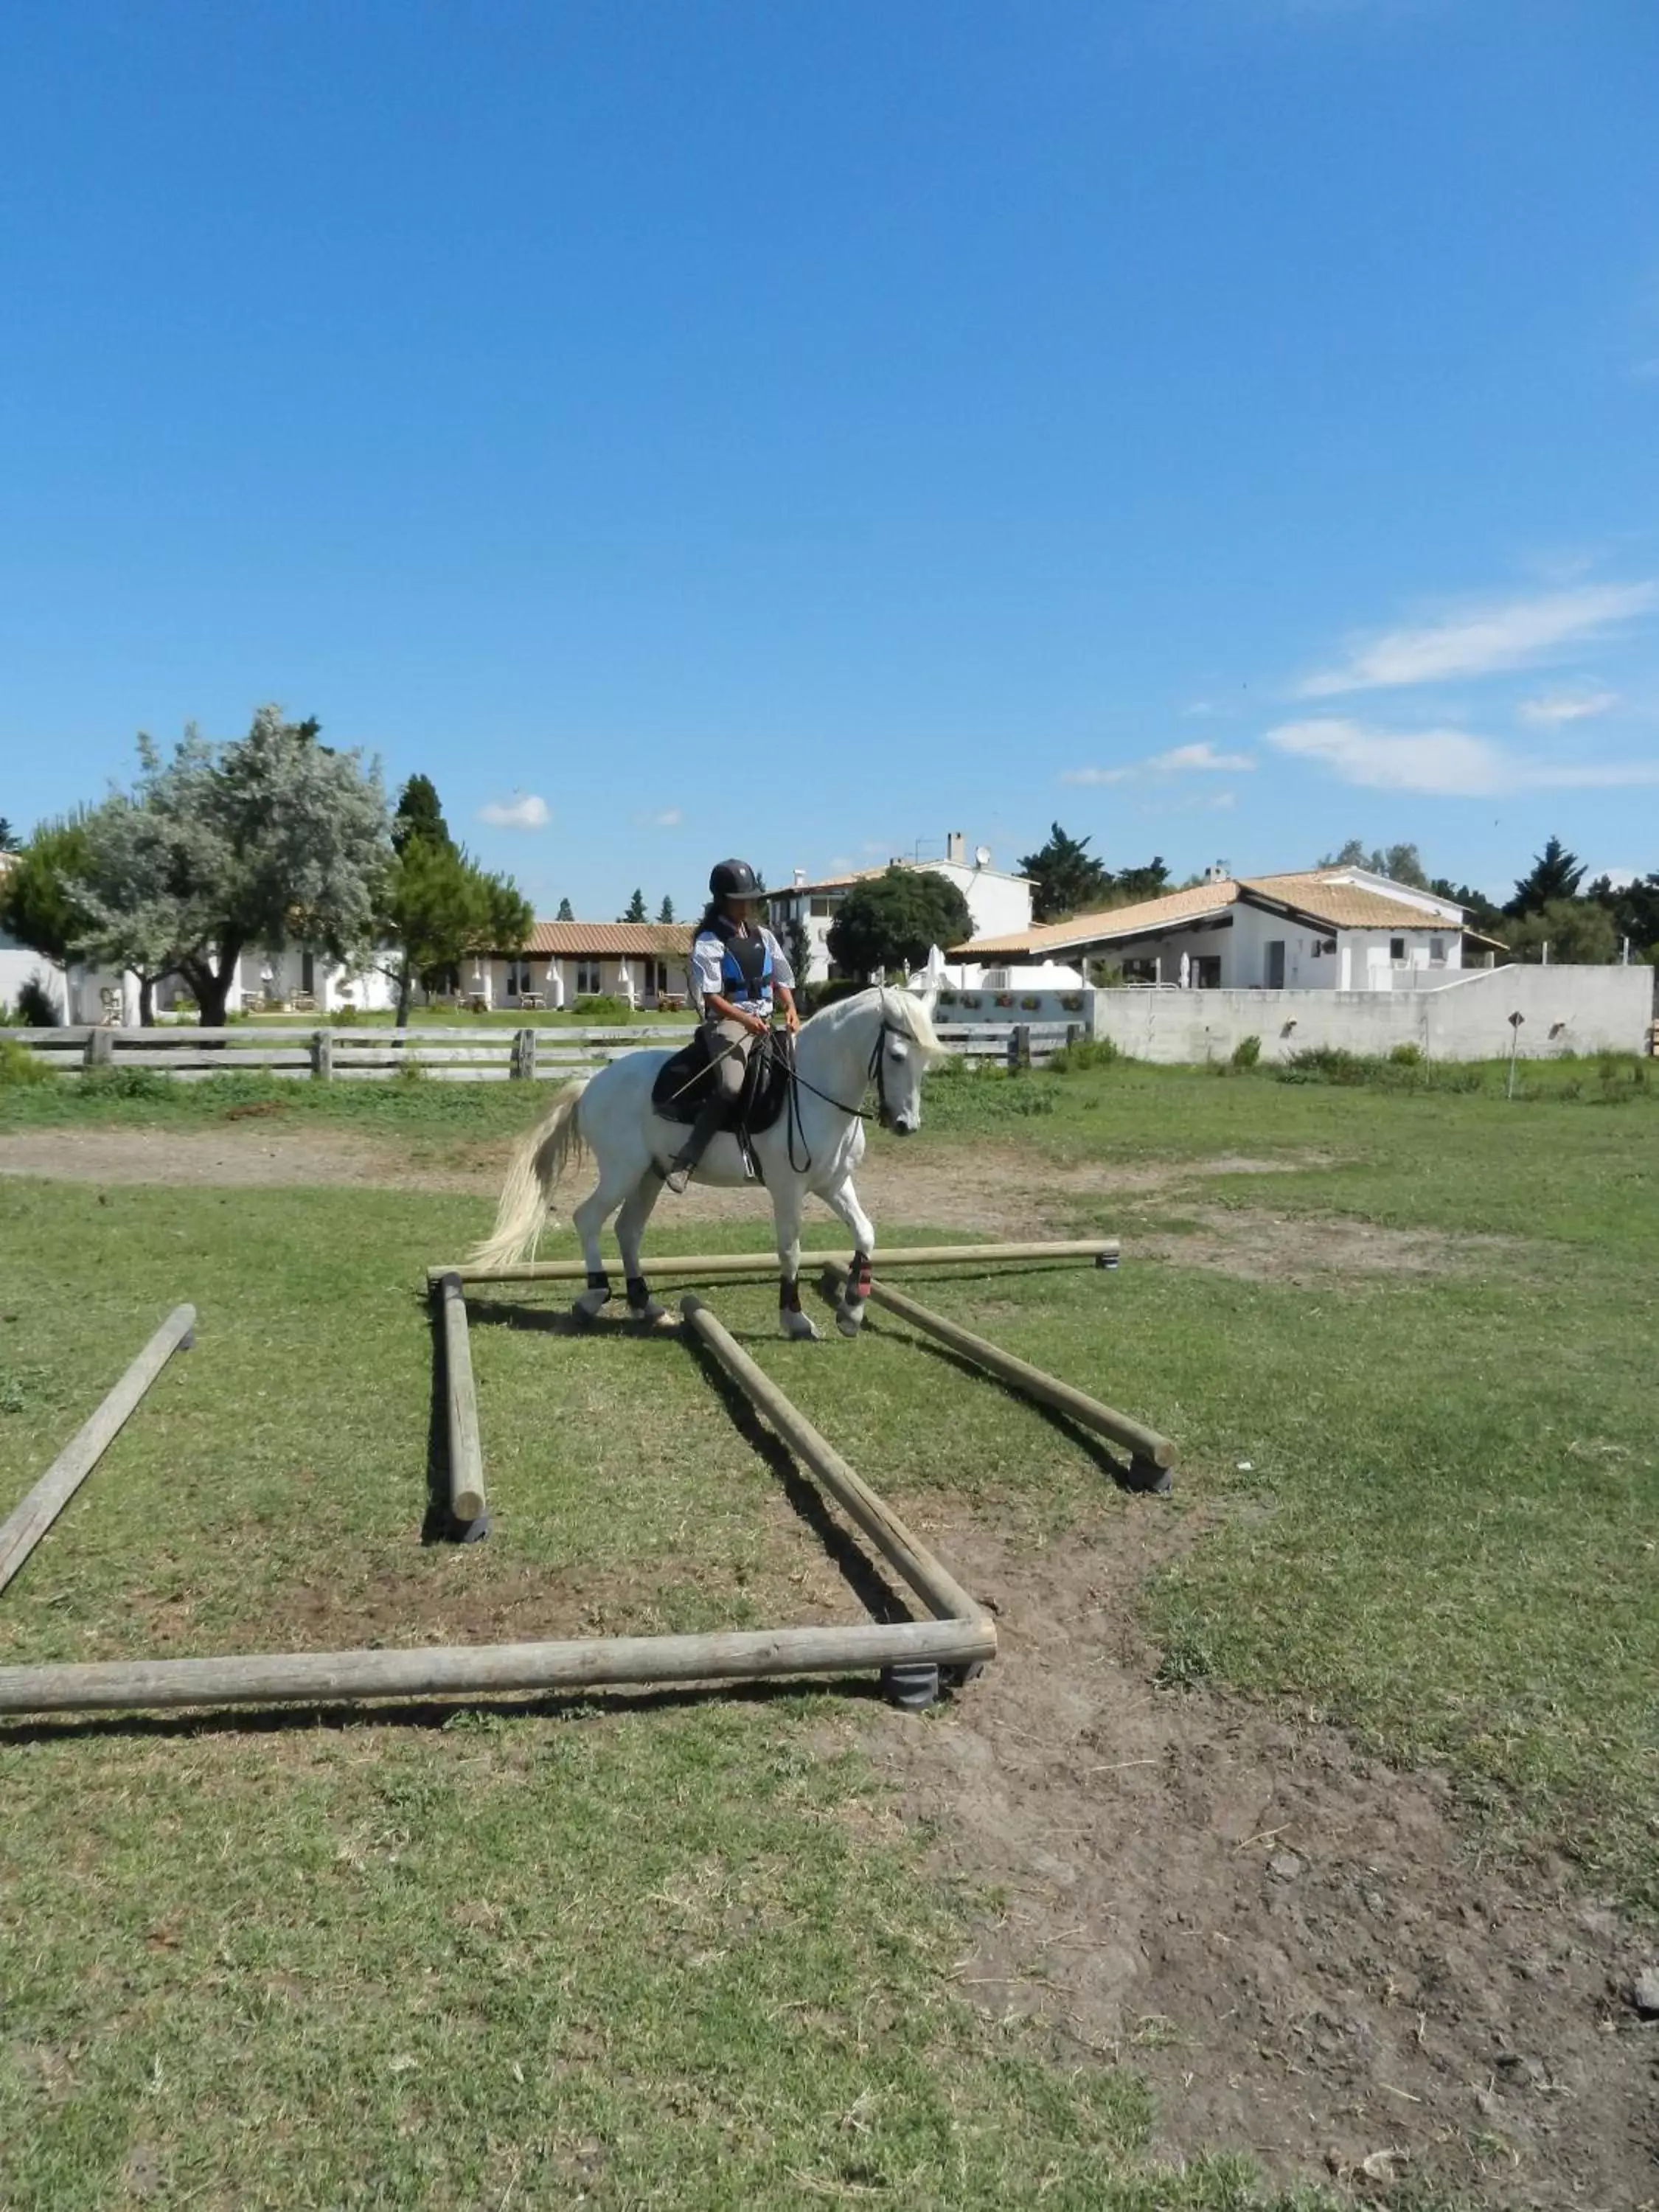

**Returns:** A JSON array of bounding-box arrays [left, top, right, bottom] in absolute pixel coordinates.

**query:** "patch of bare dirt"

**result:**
[[0, 1127, 405, 1189], [0, 1125, 1338, 1234], [1141, 1207, 1533, 1288], [836, 1510, 1658, 2205]]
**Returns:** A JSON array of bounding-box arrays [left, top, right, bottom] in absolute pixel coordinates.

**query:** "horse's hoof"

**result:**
[[835, 1302, 866, 1338], [781, 1309, 821, 1341], [629, 1298, 669, 1326], [572, 1288, 611, 1323]]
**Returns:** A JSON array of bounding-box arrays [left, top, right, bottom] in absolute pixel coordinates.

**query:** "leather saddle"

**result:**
[[650, 1027, 792, 1138]]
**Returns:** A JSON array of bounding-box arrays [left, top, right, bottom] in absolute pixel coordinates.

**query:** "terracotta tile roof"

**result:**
[[518, 922, 695, 957], [1239, 872, 1463, 930], [956, 880, 1239, 956], [953, 868, 1464, 956]]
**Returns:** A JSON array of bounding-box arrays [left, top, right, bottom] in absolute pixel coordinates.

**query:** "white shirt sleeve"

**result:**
[[691, 932, 726, 1004]]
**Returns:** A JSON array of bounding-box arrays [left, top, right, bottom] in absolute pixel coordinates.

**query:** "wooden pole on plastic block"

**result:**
[[679, 1294, 991, 1632], [434, 1273, 487, 1528], [428, 1239, 1119, 1287], [0, 1304, 195, 1599], [823, 1264, 1177, 1478], [0, 1615, 995, 1719]]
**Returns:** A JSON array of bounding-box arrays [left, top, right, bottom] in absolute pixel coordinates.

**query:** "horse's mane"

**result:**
[[802, 986, 943, 1056]]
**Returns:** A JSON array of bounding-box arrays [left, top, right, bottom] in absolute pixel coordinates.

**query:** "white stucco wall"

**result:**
[[1086, 965, 1652, 1062], [775, 860, 1034, 983]]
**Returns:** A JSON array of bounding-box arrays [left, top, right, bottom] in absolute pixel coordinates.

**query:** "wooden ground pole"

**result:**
[[821, 1263, 1177, 1481], [429, 1239, 1119, 1288], [0, 1617, 995, 1719], [434, 1272, 487, 1529], [679, 1294, 991, 1634], [0, 1305, 196, 1599]]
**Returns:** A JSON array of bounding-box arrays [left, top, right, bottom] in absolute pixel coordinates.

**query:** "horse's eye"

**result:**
[[888, 1039, 908, 1060]]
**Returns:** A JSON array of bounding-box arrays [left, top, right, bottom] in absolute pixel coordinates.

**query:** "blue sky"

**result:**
[[2, 0, 1656, 916]]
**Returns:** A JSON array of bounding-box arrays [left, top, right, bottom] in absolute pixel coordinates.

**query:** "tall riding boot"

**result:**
[[665, 1099, 725, 1194]]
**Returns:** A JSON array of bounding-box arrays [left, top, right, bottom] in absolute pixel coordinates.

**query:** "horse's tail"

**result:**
[[467, 1077, 591, 1270]]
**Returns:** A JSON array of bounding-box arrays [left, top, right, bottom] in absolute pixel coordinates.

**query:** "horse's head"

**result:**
[[874, 984, 942, 1135]]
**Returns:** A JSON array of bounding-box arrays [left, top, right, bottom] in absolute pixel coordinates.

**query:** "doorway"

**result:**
[[1265, 940, 1286, 988]]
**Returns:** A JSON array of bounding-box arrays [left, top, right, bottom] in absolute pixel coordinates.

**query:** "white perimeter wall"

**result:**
[[1088, 965, 1652, 1062]]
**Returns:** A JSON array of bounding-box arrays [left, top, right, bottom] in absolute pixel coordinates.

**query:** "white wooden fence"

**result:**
[[8, 1018, 1082, 1082]]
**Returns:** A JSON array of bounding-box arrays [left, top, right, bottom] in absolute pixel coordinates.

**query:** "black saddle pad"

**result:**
[[651, 1029, 791, 1137]]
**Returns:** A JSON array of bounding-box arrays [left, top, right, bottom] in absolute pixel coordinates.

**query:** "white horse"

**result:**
[[470, 985, 943, 1338]]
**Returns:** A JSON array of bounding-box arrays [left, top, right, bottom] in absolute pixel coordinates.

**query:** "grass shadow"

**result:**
[[824, 1284, 1163, 1495], [684, 1345, 918, 1627], [0, 1672, 893, 1750]]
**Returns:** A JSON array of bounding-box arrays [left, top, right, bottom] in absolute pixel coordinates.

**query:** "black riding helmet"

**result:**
[[709, 858, 759, 900]]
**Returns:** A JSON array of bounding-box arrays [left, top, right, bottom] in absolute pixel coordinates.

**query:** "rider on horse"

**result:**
[[664, 858, 799, 1193]]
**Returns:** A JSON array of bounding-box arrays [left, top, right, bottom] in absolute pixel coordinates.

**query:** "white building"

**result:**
[[956, 866, 1489, 990], [768, 832, 1033, 984]]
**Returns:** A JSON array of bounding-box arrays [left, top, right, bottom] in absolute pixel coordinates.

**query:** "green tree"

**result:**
[[1321, 839, 1430, 888], [1588, 872, 1659, 961], [392, 773, 454, 856], [620, 887, 647, 923], [87, 708, 392, 1026], [0, 815, 94, 969], [1503, 897, 1618, 965], [70, 796, 190, 1024], [1015, 824, 1111, 922], [375, 838, 533, 1024], [1110, 855, 1170, 905], [657, 894, 675, 925], [1428, 876, 1505, 936], [0, 817, 18, 853], [826, 866, 972, 978], [1508, 835, 1585, 917], [783, 909, 814, 1003], [555, 896, 575, 922]]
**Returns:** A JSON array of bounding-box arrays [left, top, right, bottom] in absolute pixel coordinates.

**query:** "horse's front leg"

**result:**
[[772, 1185, 819, 1341], [615, 1173, 669, 1324], [821, 1174, 876, 1337]]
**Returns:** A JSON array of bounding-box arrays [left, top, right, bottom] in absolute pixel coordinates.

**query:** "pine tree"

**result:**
[[1015, 824, 1111, 923], [0, 816, 18, 853], [555, 896, 575, 922], [657, 894, 675, 924], [392, 773, 454, 856], [1508, 835, 1585, 917], [621, 887, 647, 923]]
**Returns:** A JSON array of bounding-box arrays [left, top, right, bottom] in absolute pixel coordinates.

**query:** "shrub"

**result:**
[[1046, 1036, 1121, 1073], [572, 994, 633, 1022], [331, 1002, 361, 1026], [77, 1065, 173, 1100], [1229, 1034, 1261, 1070], [16, 978, 58, 1027], [0, 1037, 52, 1086], [1389, 1042, 1423, 1065]]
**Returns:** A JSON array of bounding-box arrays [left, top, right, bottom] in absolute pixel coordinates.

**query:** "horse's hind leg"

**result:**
[[571, 1155, 648, 1321], [821, 1174, 876, 1337], [616, 1173, 670, 1324]]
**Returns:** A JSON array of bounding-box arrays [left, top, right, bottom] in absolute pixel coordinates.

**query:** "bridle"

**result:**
[[778, 1010, 913, 1172]]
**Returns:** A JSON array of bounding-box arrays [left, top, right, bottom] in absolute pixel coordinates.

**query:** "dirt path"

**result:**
[[832, 1507, 1658, 2206]]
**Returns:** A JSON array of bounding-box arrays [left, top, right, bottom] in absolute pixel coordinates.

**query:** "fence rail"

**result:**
[[8, 1018, 1080, 1081]]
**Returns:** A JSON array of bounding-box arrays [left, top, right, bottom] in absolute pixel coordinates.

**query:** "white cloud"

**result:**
[[1590, 865, 1638, 890], [478, 793, 549, 828], [1299, 581, 1658, 696], [1518, 689, 1618, 726], [1062, 741, 1254, 785], [639, 807, 682, 828], [1151, 742, 1256, 773], [1267, 717, 1659, 796]]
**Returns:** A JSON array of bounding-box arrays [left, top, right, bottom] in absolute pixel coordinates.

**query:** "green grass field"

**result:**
[[1, 1054, 1654, 2208]]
